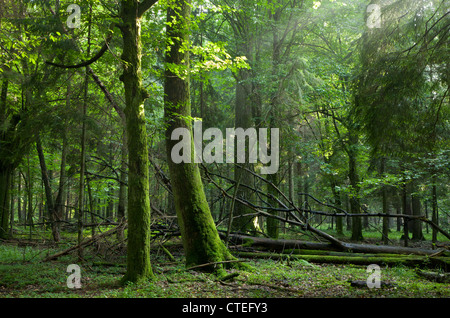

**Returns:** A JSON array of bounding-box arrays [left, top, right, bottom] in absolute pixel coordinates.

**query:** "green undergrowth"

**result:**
[[0, 242, 449, 298]]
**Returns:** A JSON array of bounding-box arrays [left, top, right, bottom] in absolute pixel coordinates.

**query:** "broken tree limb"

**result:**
[[45, 25, 115, 70], [42, 222, 127, 262], [204, 167, 346, 249], [202, 164, 450, 243], [224, 233, 449, 256]]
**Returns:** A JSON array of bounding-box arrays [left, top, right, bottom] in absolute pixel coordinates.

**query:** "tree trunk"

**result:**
[[120, 0, 154, 283], [380, 157, 389, 244], [331, 180, 343, 235], [9, 170, 15, 237], [26, 155, 34, 227], [402, 180, 411, 246], [348, 132, 362, 241], [0, 79, 11, 239], [411, 188, 424, 241], [233, 65, 256, 233], [54, 94, 69, 241], [431, 176, 438, 243], [267, 168, 279, 238], [36, 135, 60, 242], [164, 0, 236, 274], [230, 11, 256, 234], [0, 167, 12, 239], [117, 134, 128, 241], [266, 7, 282, 239]]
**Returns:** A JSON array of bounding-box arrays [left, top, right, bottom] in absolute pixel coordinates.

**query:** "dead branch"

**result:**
[[42, 221, 127, 262]]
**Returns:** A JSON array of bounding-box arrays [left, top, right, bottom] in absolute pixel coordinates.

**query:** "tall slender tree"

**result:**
[[119, 0, 158, 283]]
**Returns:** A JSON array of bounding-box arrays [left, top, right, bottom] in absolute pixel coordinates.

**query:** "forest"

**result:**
[[0, 0, 449, 303]]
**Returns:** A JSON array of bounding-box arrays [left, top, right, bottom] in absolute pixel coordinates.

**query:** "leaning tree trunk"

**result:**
[[164, 0, 236, 274], [119, 0, 154, 283]]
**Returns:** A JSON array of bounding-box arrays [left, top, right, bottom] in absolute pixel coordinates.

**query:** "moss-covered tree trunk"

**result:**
[[0, 79, 11, 240], [164, 0, 235, 274], [117, 135, 128, 241], [0, 167, 11, 239], [348, 131, 363, 241], [120, 0, 153, 283]]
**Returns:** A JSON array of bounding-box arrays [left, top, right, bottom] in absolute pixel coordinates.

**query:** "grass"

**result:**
[[0, 239, 449, 299]]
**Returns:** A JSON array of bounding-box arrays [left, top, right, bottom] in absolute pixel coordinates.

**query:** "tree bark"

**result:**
[[164, 0, 236, 275], [411, 187, 424, 241], [54, 87, 69, 241], [0, 79, 12, 239], [119, 0, 154, 283], [348, 131, 362, 241], [431, 176, 438, 243], [380, 157, 389, 244], [117, 134, 128, 241], [233, 65, 256, 233], [36, 135, 60, 242], [230, 6, 256, 234], [0, 167, 11, 239]]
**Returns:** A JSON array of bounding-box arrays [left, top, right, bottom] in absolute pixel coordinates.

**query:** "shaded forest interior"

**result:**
[[0, 0, 449, 288]]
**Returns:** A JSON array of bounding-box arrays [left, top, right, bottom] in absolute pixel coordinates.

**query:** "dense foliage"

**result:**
[[0, 0, 448, 297]]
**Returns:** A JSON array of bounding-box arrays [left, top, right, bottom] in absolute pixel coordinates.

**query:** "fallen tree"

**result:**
[[203, 164, 450, 249], [224, 233, 449, 256], [222, 233, 450, 270], [233, 251, 450, 270]]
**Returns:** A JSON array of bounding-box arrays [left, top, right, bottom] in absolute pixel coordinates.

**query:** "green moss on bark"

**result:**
[[120, 0, 153, 283], [164, 0, 247, 276]]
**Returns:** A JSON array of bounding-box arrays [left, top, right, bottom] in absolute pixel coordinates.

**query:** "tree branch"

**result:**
[[138, 0, 158, 18], [45, 31, 114, 69]]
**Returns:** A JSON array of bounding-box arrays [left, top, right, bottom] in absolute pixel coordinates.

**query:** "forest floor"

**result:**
[[0, 230, 449, 299]]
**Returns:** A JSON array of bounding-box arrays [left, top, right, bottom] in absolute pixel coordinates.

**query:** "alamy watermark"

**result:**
[[0, 1, 81, 29], [366, 264, 381, 289], [171, 120, 280, 174], [66, 4, 81, 29], [366, 4, 382, 29], [66, 264, 81, 289]]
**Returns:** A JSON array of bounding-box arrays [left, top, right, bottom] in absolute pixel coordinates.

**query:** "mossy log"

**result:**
[[237, 251, 450, 269], [225, 233, 449, 257], [234, 251, 450, 270]]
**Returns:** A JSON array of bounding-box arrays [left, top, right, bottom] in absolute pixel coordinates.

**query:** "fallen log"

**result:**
[[416, 270, 450, 283], [225, 233, 449, 256], [234, 251, 450, 270], [349, 280, 396, 288]]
